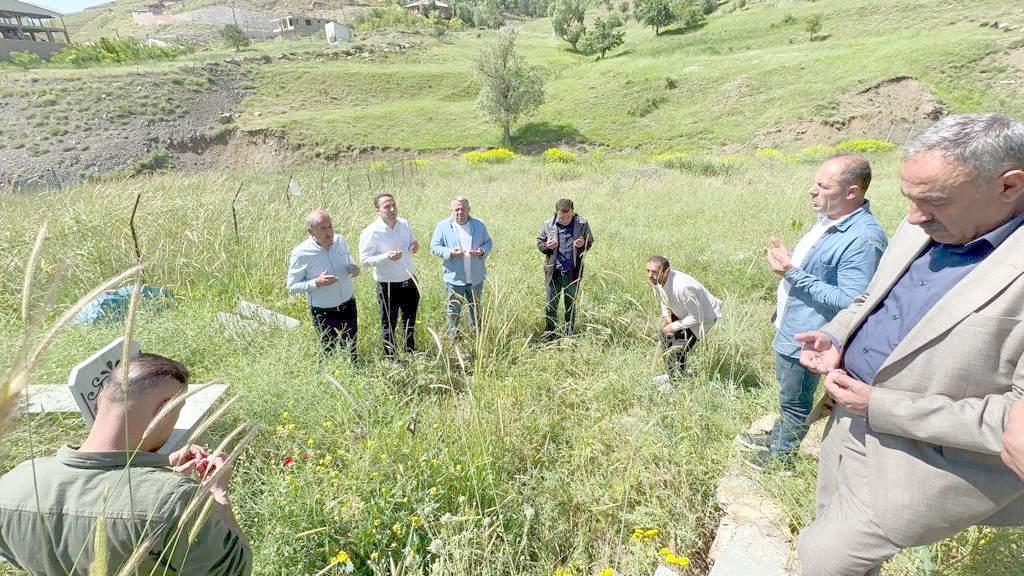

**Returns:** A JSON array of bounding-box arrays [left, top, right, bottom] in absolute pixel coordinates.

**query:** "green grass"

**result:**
[[2, 152, 1022, 575]]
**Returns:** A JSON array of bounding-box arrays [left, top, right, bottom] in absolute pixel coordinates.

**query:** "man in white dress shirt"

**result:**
[[287, 210, 361, 360], [646, 255, 722, 383], [359, 193, 421, 358]]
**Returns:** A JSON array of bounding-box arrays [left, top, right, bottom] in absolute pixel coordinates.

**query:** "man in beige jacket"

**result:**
[[795, 113, 1024, 575]]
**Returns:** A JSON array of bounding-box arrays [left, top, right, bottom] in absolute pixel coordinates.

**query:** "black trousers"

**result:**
[[310, 299, 358, 361], [661, 314, 697, 377], [377, 280, 420, 357]]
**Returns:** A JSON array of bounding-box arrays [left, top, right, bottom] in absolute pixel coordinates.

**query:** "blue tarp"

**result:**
[[72, 285, 174, 325]]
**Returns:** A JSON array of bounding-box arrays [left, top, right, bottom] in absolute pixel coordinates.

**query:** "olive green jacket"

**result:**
[[0, 446, 251, 575]]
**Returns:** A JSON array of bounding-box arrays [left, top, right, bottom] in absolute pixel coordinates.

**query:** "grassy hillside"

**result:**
[[238, 0, 1024, 154], [3, 151, 1023, 575]]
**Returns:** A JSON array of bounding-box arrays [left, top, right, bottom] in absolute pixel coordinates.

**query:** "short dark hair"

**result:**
[[831, 154, 872, 193], [373, 193, 395, 209], [555, 198, 574, 212], [100, 353, 189, 404], [647, 255, 670, 270]]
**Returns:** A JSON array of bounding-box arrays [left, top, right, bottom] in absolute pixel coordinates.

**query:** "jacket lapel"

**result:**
[[874, 226, 1024, 381]]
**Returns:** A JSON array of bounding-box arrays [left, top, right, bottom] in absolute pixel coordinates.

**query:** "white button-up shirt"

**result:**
[[774, 212, 852, 328], [359, 217, 417, 282], [286, 235, 357, 308], [654, 269, 722, 339]]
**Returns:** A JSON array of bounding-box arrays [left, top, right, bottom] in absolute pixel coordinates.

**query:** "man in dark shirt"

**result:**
[[537, 198, 595, 339], [795, 113, 1024, 575]]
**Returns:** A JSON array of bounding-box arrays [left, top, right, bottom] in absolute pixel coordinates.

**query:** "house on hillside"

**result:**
[[404, 0, 453, 19], [0, 0, 71, 60], [271, 14, 335, 40], [132, 5, 175, 27]]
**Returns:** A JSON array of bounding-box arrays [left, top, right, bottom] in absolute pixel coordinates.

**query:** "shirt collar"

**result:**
[[820, 201, 869, 232], [972, 211, 1024, 251], [56, 445, 170, 469]]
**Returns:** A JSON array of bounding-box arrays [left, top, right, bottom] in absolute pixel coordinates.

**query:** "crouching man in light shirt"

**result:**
[[359, 193, 420, 358], [646, 255, 722, 385], [429, 196, 493, 338], [287, 209, 360, 361]]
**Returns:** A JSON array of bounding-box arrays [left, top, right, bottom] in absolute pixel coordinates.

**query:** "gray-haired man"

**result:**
[[796, 113, 1024, 575]]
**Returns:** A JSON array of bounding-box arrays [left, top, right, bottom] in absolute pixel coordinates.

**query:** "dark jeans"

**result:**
[[661, 324, 697, 377], [770, 352, 821, 456], [445, 282, 483, 337], [310, 299, 358, 361], [544, 271, 580, 335], [377, 280, 420, 357]]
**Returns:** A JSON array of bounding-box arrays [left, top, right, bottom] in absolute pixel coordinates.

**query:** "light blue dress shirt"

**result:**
[[286, 235, 357, 308]]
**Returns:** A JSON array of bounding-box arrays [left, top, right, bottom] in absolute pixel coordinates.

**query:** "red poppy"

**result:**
[[283, 457, 295, 467], [300, 452, 310, 460]]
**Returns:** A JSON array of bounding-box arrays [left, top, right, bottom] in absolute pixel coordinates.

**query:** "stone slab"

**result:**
[[217, 311, 271, 334], [236, 300, 300, 329], [67, 336, 141, 426]]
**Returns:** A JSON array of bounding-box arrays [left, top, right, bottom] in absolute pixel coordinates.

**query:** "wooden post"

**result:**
[[129, 193, 142, 263], [284, 175, 293, 207], [231, 183, 243, 242]]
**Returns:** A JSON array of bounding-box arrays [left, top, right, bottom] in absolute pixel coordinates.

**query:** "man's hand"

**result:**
[[573, 237, 585, 249], [450, 247, 464, 258], [1001, 399, 1024, 480], [766, 238, 793, 276], [661, 322, 676, 335], [796, 330, 840, 374], [314, 271, 338, 287], [346, 264, 360, 278], [823, 370, 872, 416], [387, 250, 403, 261], [469, 248, 484, 257], [409, 240, 420, 254], [168, 444, 208, 475], [545, 237, 558, 250], [201, 452, 234, 506]]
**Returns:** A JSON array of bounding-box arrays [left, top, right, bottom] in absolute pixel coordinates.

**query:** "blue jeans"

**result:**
[[770, 352, 821, 456], [445, 283, 483, 337]]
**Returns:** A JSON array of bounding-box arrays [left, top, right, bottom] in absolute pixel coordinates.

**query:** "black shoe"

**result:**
[[742, 450, 795, 476], [735, 432, 772, 452]]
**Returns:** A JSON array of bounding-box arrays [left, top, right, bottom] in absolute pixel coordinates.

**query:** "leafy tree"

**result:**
[[580, 15, 625, 59], [676, 0, 706, 29], [805, 13, 824, 38], [547, 0, 586, 51], [633, 0, 675, 35], [475, 0, 505, 28], [220, 24, 250, 52], [474, 29, 545, 146], [701, 0, 718, 14]]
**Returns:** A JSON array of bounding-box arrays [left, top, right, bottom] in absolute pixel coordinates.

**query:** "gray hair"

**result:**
[[304, 209, 329, 230], [904, 113, 1024, 180], [451, 196, 470, 207]]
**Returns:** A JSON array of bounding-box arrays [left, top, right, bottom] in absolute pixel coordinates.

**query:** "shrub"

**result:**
[[834, 138, 897, 153], [132, 150, 174, 175], [627, 91, 667, 117], [10, 51, 44, 69], [542, 148, 578, 163], [805, 13, 824, 39], [656, 153, 735, 176], [50, 37, 183, 67], [354, 7, 424, 32], [797, 144, 833, 163], [462, 148, 515, 164], [580, 15, 626, 59], [664, 76, 678, 89], [782, 13, 797, 25], [221, 24, 250, 52]]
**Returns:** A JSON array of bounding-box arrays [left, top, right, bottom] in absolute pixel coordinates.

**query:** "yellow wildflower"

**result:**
[[410, 515, 422, 526], [330, 550, 350, 564], [553, 568, 574, 576], [597, 569, 614, 576], [658, 547, 690, 568]]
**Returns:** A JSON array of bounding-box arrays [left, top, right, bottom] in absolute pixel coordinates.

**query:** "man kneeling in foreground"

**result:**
[[0, 354, 251, 575]]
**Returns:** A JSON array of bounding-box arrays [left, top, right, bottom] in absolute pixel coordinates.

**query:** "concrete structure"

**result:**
[[404, 0, 453, 19], [272, 14, 335, 40], [325, 21, 351, 44], [175, 6, 277, 40], [132, 6, 175, 26], [0, 0, 70, 60]]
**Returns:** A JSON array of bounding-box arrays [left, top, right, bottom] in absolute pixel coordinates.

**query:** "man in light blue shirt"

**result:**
[[430, 196, 493, 337], [287, 209, 361, 360]]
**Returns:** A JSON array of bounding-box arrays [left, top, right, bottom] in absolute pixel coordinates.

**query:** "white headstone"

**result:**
[[68, 336, 141, 426], [217, 311, 271, 334], [326, 22, 351, 43]]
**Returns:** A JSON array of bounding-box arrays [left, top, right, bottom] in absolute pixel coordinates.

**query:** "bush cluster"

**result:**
[[462, 148, 515, 164], [756, 139, 897, 164], [543, 147, 579, 163], [51, 37, 186, 67], [655, 153, 736, 176], [9, 51, 44, 70]]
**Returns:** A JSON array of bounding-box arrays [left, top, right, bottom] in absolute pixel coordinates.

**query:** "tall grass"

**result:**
[[1, 155, 1020, 575]]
